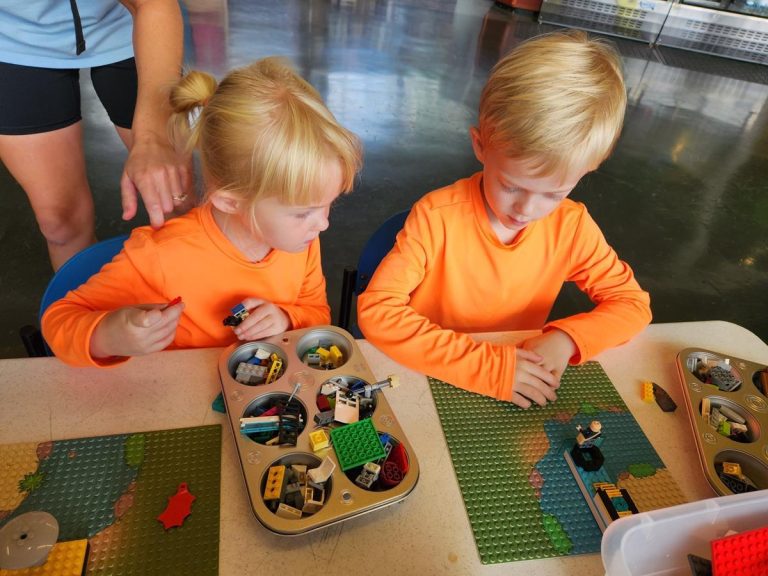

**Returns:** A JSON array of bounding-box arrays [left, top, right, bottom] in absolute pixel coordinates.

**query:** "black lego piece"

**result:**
[[653, 382, 677, 412]]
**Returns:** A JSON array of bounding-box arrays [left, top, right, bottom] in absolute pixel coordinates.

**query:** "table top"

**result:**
[[1, 321, 766, 575]]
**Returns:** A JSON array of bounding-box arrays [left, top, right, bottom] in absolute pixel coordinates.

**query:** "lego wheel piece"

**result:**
[[0, 511, 59, 569]]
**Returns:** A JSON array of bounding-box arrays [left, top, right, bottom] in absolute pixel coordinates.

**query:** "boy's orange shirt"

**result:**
[[42, 204, 330, 367], [357, 172, 651, 400]]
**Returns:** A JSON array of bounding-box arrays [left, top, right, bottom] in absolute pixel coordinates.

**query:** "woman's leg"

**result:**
[[0, 123, 95, 270]]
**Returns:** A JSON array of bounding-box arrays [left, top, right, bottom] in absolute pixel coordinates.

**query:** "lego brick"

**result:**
[[264, 465, 286, 501]]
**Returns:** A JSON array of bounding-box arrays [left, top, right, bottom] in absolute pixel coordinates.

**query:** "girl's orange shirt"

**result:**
[[42, 203, 330, 367]]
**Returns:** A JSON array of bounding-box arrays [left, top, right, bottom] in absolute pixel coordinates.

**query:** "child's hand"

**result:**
[[512, 348, 560, 408], [90, 301, 185, 359], [232, 298, 291, 341], [520, 329, 577, 382]]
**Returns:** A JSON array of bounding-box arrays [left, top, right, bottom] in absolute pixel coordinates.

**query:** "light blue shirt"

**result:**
[[0, 1, 133, 68]]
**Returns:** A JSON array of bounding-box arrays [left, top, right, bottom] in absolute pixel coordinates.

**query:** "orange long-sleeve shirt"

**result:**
[[42, 203, 330, 367], [357, 172, 651, 400]]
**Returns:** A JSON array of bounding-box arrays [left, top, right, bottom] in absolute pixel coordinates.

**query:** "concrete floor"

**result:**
[[1, 0, 767, 359]]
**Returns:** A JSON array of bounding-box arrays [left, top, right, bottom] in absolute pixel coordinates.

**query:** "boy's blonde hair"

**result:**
[[169, 57, 362, 213], [478, 30, 626, 179]]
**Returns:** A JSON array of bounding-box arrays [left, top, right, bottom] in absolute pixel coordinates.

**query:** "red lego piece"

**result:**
[[711, 525, 768, 576], [387, 442, 409, 475], [157, 483, 196, 530], [161, 296, 183, 310], [379, 460, 403, 487], [316, 394, 331, 412]]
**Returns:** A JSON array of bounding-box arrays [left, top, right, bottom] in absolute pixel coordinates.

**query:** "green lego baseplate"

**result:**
[[0, 425, 221, 575], [330, 418, 387, 471], [429, 361, 686, 565]]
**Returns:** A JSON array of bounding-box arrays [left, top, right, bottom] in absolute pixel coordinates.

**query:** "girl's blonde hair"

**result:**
[[169, 57, 362, 212], [478, 30, 626, 180]]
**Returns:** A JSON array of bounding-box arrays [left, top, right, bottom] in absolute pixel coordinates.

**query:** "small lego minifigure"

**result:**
[[223, 303, 250, 327], [576, 421, 602, 449], [572, 420, 604, 472]]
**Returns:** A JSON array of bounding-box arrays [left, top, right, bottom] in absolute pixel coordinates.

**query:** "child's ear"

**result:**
[[469, 126, 485, 164], [209, 190, 240, 214]]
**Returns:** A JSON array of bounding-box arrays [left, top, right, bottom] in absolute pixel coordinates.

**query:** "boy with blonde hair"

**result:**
[[358, 30, 651, 408]]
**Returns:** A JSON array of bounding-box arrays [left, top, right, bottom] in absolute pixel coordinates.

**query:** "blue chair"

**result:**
[[20, 234, 129, 357], [337, 210, 409, 336]]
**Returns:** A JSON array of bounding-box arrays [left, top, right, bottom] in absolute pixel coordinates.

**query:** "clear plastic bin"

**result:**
[[601, 490, 768, 575]]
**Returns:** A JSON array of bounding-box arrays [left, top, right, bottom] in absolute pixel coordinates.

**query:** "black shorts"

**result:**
[[0, 57, 138, 135]]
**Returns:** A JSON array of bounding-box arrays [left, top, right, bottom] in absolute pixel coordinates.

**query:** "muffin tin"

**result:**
[[217, 325, 419, 535], [676, 348, 768, 496]]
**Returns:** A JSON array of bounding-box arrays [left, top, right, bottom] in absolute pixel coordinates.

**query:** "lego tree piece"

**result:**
[[652, 382, 677, 412], [330, 419, 386, 471], [157, 483, 196, 530], [711, 525, 768, 576]]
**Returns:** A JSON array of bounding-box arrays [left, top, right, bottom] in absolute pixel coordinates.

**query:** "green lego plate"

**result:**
[[0, 425, 221, 575], [330, 418, 387, 471], [429, 361, 686, 565]]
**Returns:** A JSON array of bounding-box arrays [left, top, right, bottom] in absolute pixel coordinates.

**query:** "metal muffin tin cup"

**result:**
[[676, 347, 768, 495], [218, 325, 420, 535]]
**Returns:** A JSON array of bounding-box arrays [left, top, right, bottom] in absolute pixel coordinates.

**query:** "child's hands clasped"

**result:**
[[512, 348, 560, 408], [90, 301, 185, 359], [231, 298, 291, 341], [512, 329, 578, 408]]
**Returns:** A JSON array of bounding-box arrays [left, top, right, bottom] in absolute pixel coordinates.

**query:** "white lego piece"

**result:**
[[308, 456, 336, 483]]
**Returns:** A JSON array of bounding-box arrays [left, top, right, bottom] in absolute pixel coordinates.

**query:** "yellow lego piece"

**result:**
[[308, 429, 330, 452], [722, 462, 742, 476], [1, 539, 89, 576], [328, 345, 343, 368], [265, 356, 283, 385], [0, 442, 39, 510], [641, 380, 654, 402], [316, 347, 330, 363], [276, 503, 302, 520], [263, 465, 285, 500]]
